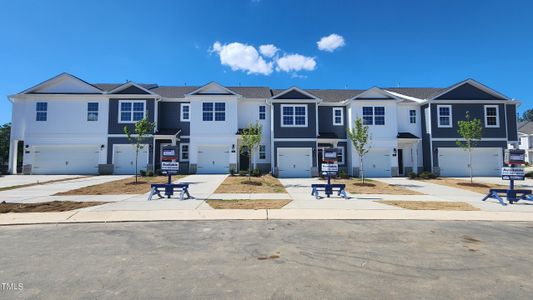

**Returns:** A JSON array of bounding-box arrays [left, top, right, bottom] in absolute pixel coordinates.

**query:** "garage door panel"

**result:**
[[197, 146, 229, 174], [438, 147, 502, 177], [32, 145, 100, 175], [363, 149, 391, 178], [278, 148, 312, 178], [113, 144, 149, 175]]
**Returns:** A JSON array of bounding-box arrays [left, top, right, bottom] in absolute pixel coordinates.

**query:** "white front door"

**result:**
[[438, 147, 502, 177], [197, 145, 230, 174], [362, 149, 391, 177], [32, 145, 100, 175], [113, 144, 149, 175], [277, 147, 312, 178]]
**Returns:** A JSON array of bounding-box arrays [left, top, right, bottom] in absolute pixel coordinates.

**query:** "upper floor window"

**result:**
[[437, 105, 452, 128], [259, 145, 266, 159], [202, 102, 225, 121], [409, 109, 416, 124], [36, 102, 47, 121], [181, 103, 190, 122], [119, 100, 145, 123], [333, 107, 344, 126], [259, 105, 266, 120], [484, 105, 499, 128], [87, 102, 99, 121], [281, 104, 307, 127], [362, 106, 385, 125], [180, 143, 189, 161]]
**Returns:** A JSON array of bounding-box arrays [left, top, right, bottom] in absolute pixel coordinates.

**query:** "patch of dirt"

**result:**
[[207, 200, 291, 209], [54, 176, 181, 195], [328, 178, 423, 195], [377, 200, 480, 211], [215, 175, 287, 193], [0, 201, 108, 213]]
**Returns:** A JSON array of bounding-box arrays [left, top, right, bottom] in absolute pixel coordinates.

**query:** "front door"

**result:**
[[397, 149, 404, 176], [240, 146, 250, 171]]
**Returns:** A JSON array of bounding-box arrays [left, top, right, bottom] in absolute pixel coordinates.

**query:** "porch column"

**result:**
[[8, 139, 17, 174], [412, 142, 419, 174]]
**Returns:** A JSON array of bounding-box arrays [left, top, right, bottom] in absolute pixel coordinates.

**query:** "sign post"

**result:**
[[311, 148, 347, 199], [147, 145, 191, 200]]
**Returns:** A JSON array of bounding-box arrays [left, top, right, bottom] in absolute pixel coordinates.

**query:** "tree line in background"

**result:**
[[0, 123, 11, 169], [519, 109, 533, 122]]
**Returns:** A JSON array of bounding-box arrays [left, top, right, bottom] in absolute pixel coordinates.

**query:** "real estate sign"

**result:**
[[161, 162, 179, 175], [501, 167, 525, 181]]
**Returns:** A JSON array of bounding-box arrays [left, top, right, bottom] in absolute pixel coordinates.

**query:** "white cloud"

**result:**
[[276, 54, 317, 72], [211, 41, 273, 75], [259, 44, 279, 58], [317, 33, 345, 52]]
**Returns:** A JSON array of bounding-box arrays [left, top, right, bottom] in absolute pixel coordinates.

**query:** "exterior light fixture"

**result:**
[[231, 144, 236, 153], [392, 148, 397, 157]]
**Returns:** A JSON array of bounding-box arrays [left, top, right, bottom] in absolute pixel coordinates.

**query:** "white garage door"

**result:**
[[438, 147, 502, 177], [278, 148, 312, 178], [32, 145, 100, 175], [363, 149, 391, 177], [197, 145, 229, 174], [113, 144, 149, 175]]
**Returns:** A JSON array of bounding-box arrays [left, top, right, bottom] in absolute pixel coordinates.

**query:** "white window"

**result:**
[[484, 105, 499, 128], [36, 102, 47, 121], [202, 102, 225, 121], [362, 106, 385, 125], [259, 105, 266, 120], [437, 105, 452, 128], [87, 102, 98, 121], [333, 107, 344, 126], [409, 109, 416, 124], [336, 147, 345, 165], [180, 143, 189, 161], [281, 104, 307, 127], [259, 145, 266, 159], [119, 100, 145, 123], [181, 103, 190, 122]]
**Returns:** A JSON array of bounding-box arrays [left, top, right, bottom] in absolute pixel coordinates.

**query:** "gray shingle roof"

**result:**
[[518, 121, 533, 135]]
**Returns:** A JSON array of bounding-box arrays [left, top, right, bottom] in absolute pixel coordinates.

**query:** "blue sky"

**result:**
[[0, 0, 532, 124]]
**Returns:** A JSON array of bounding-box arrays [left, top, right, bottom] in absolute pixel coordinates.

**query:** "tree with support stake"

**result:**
[[456, 111, 483, 184], [124, 114, 155, 184], [347, 117, 370, 184], [240, 122, 263, 181]]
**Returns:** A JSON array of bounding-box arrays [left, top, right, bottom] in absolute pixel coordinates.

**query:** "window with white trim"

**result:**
[[259, 105, 266, 120], [281, 104, 307, 127], [484, 105, 499, 128], [36, 102, 47, 121], [202, 102, 225, 121], [333, 107, 343, 126], [409, 109, 416, 124], [181, 103, 190, 121], [336, 147, 345, 165], [362, 106, 385, 125], [180, 144, 189, 161], [259, 145, 266, 159], [437, 105, 452, 128], [119, 100, 145, 123], [87, 102, 98, 121]]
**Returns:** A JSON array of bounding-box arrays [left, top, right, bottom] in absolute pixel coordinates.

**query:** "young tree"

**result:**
[[347, 118, 371, 183], [240, 122, 263, 180], [0, 123, 11, 168], [456, 112, 483, 184], [124, 115, 155, 183]]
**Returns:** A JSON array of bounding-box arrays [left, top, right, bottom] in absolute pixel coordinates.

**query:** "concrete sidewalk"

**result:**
[[177, 174, 228, 199], [0, 175, 83, 188]]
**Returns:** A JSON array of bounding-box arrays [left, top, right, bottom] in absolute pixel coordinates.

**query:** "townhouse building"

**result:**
[[7, 73, 519, 177]]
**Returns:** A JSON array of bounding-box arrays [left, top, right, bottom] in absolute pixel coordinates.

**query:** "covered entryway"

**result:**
[[113, 144, 149, 175], [32, 145, 100, 175], [277, 147, 312, 178], [438, 147, 502, 177], [197, 145, 230, 174], [362, 149, 391, 177]]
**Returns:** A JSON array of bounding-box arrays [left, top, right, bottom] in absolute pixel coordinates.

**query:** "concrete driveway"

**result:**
[[0, 175, 82, 188], [2, 220, 533, 299]]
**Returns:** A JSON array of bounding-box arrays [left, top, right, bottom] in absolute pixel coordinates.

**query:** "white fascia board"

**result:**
[[269, 99, 322, 104], [271, 86, 319, 100], [108, 82, 156, 95], [18, 73, 103, 95], [319, 100, 349, 106], [426, 99, 518, 104], [10, 94, 107, 100], [185, 95, 241, 100], [385, 90, 425, 103], [107, 94, 159, 99], [186, 81, 240, 96]]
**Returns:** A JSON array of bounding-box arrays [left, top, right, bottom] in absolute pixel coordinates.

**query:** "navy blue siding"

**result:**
[[273, 103, 317, 138], [108, 99, 156, 134], [318, 106, 347, 139]]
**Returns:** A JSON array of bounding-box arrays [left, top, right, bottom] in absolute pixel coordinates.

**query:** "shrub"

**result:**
[[407, 171, 417, 179], [147, 170, 154, 177], [338, 169, 349, 179], [418, 171, 437, 179], [252, 168, 261, 177], [139, 170, 147, 177], [525, 171, 533, 178]]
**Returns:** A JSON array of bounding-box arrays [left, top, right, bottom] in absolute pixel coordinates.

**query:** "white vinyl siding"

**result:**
[[484, 105, 499, 128], [437, 105, 452, 128]]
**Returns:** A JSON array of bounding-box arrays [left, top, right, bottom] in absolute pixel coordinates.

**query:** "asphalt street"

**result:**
[[1, 220, 533, 299]]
